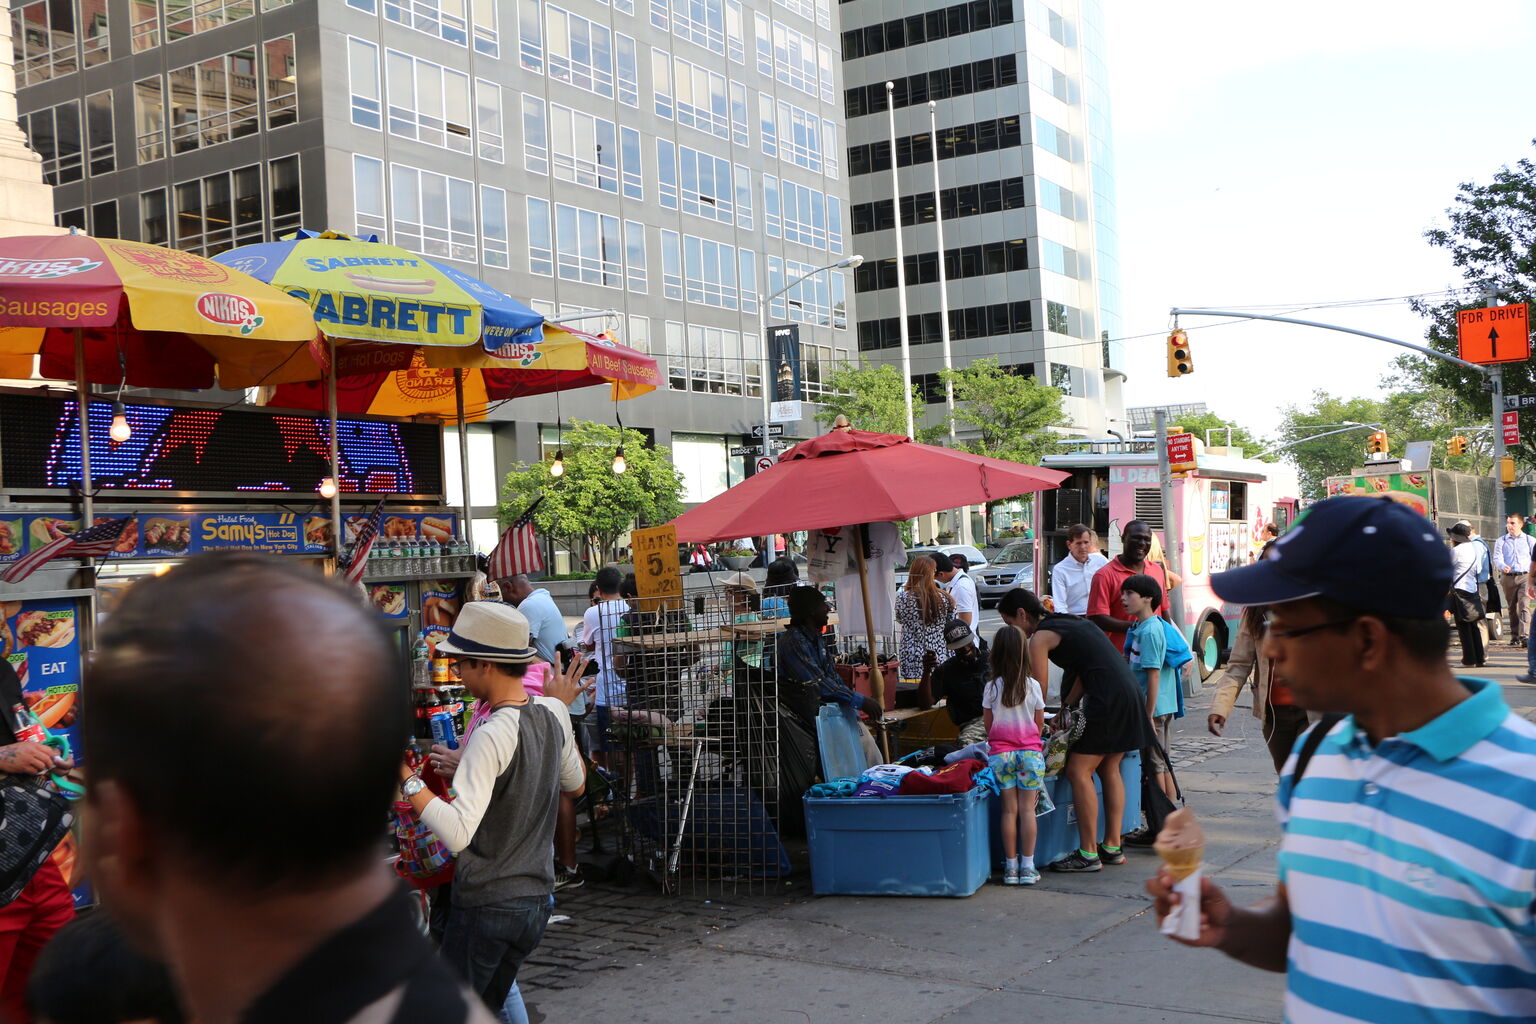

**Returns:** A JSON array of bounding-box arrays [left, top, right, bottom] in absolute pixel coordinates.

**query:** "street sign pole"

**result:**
[[1493, 364, 1506, 529], [1155, 409, 1192, 695]]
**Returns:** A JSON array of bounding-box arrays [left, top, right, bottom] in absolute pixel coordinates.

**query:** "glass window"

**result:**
[[770, 20, 818, 99], [817, 43, 835, 103], [553, 203, 622, 287], [140, 188, 168, 245], [131, 0, 160, 52], [522, 96, 548, 175], [660, 229, 682, 300], [626, 316, 650, 355], [728, 81, 749, 147], [269, 155, 301, 239], [90, 199, 118, 238], [668, 0, 725, 55], [827, 195, 844, 253], [666, 56, 729, 141], [385, 51, 472, 153], [763, 173, 780, 237], [657, 139, 677, 209], [734, 164, 753, 230], [1034, 116, 1071, 160], [548, 102, 619, 194], [726, 0, 744, 63], [476, 79, 504, 162], [1039, 178, 1074, 218], [666, 320, 685, 390], [616, 33, 639, 107], [519, 0, 542, 71], [81, 0, 109, 67], [624, 220, 646, 293], [753, 12, 771, 75], [739, 248, 757, 313], [85, 90, 113, 176], [348, 38, 382, 130], [388, 163, 478, 263], [472, 0, 498, 55], [1042, 240, 1077, 277], [651, 49, 673, 119], [481, 185, 509, 268], [620, 126, 642, 200], [547, 5, 615, 99], [527, 196, 554, 275], [13, 0, 77, 86], [681, 234, 739, 310], [24, 102, 83, 185], [264, 36, 297, 130], [354, 154, 387, 237], [383, 0, 471, 47]]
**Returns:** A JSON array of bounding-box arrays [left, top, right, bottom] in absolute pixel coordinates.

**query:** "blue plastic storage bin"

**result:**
[[992, 750, 1143, 866], [804, 785, 993, 897]]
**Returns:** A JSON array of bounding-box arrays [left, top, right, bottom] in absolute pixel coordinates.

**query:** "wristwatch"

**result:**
[[400, 775, 425, 798]]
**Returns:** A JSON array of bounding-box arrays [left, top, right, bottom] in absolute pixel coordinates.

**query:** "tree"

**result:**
[[1275, 389, 1486, 498], [1161, 411, 1273, 460], [1391, 141, 1536, 468], [499, 419, 685, 570], [938, 357, 1066, 466], [814, 363, 937, 439]]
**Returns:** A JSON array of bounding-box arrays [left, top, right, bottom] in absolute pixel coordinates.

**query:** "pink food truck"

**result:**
[[1037, 439, 1301, 678]]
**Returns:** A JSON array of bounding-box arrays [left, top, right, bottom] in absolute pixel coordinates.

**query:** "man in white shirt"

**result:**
[[935, 551, 980, 642], [1051, 523, 1109, 615], [1448, 522, 1486, 667], [580, 567, 630, 766], [1495, 513, 1535, 647]]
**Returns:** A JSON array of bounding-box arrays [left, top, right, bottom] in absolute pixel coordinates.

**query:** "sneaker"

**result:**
[[1518, 674, 1536, 684], [1122, 828, 1156, 848], [1049, 849, 1102, 873], [1002, 865, 1021, 886], [554, 864, 585, 891], [1019, 867, 1041, 886], [1099, 845, 1126, 866]]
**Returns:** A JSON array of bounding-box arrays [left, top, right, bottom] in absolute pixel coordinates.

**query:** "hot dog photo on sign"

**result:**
[[5, 598, 83, 755]]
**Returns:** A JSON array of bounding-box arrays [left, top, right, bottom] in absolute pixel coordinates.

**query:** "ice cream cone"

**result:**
[[1154, 808, 1206, 881], [1158, 845, 1203, 882]]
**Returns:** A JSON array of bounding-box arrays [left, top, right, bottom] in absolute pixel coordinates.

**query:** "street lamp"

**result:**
[[1251, 422, 1384, 459], [755, 254, 863, 555]]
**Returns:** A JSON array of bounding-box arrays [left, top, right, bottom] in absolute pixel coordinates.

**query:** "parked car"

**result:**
[[973, 540, 1035, 606], [895, 544, 990, 589]]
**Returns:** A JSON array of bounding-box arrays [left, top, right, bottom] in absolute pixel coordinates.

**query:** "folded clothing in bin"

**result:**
[[900, 758, 987, 795]]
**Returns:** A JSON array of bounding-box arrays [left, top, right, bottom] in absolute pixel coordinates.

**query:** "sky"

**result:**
[[1103, 0, 1536, 438]]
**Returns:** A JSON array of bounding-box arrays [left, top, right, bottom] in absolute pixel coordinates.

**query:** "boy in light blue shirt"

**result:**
[[1121, 574, 1189, 801]]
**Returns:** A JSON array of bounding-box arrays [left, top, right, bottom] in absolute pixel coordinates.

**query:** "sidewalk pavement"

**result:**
[[526, 645, 1536, 1024]]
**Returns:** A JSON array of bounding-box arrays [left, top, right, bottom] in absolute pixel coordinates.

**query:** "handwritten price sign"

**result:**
[[631, 524, 682, 610]]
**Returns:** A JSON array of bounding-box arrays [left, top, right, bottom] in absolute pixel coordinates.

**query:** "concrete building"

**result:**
[[8, 0, 854, 535], [839, 0, 1126, 438], [0, 0, 58, 234]]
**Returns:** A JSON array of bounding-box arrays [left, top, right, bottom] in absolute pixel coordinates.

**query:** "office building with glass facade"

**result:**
[[9, 0, 855, 527], [839, 0, 1125, 436]]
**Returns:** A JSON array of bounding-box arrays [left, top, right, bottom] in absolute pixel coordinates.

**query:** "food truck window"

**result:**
[[1229, 482, 1248, 522]]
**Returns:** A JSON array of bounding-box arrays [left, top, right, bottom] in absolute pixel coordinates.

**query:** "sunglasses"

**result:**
[[1262, 614, 1358, 640]]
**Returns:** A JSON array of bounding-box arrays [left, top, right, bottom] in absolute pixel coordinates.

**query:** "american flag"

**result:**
[[341, 500, 386, 586], [2, 516, 135, 584], [487, 499, 545, 579]]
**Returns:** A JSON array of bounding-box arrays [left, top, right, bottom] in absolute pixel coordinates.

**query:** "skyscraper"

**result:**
[[7, 0, 855, 513], [839, 0, 1125, 437]]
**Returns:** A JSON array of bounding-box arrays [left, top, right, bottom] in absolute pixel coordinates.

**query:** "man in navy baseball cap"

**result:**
[[1150, 495, 1536, 1019]]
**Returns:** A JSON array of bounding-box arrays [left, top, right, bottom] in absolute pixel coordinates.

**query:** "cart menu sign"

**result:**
[[3, 597, 82, 762], [0, 510, 457, 563]]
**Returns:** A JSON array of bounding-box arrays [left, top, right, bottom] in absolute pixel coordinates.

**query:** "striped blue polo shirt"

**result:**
[[1276, 677, 1536, 1023]]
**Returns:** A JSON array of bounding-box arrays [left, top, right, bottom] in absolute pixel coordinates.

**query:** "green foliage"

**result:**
[[499, 419, 684, 570], [1168, 411, 1273, 461], [1275, 388, 1488, 498], [814, 363, 938, 440], [938, 357, 1068, 468], [1391, 141, 1536, 470]]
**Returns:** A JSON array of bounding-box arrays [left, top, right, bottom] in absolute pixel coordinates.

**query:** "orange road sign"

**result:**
[[1457, 303, 1530, 364]]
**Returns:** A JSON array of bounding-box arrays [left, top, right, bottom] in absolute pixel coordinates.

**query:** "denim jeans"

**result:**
[[441, 895, 551, 1017]]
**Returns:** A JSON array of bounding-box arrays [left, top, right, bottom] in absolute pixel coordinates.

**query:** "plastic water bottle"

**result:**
[[411, 636, 431, 687]]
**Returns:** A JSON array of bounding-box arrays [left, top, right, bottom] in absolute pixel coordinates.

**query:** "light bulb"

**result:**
[[550, 450, 565, 478], [612, 446, 627, 474], [109, 402, 131, 443], [319, 477, 338, 498]]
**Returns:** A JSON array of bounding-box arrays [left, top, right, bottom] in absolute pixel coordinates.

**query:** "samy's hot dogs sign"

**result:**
[[281, 255, 482, 345]]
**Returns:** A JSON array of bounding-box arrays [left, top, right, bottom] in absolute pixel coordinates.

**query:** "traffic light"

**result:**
[[1166, 329, 1193, 377], [1501, 456, 1517, 485], [1366, 431, 1389, 454], [1448, 435, 1469, 457]]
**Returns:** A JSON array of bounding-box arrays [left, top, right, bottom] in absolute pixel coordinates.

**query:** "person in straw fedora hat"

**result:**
[[397, 601, 588, 1022]]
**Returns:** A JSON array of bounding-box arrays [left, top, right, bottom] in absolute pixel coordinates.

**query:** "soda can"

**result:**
[[429, 709, 459, 750]]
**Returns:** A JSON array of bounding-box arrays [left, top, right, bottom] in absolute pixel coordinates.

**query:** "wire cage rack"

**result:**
[[582, 574, 924, 896]]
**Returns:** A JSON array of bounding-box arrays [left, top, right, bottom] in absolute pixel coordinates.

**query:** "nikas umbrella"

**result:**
[[0, 231, 321, 525], [671, 427, 1068, 713]]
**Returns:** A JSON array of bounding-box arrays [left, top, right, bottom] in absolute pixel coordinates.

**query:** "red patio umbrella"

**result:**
[[671, 428, 1067, 720], [671, 428, 1067, 541]]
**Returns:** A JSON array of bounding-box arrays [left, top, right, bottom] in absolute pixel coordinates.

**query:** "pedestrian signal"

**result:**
[[1448, 435, 1469, 457], [1366, 431, 1389, 454], [1501, 456, 1517, 485], [1166, 329, 1193, 377]]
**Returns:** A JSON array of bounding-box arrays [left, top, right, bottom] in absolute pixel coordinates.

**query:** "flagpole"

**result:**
[[455, 369, 474, 551], [929, 100, 968, 546], [886, 82, 916, 445], [326, 337, 342, 562]]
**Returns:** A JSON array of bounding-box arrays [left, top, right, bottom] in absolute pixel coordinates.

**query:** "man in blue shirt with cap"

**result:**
[[1146, 496, 1536, 1023]]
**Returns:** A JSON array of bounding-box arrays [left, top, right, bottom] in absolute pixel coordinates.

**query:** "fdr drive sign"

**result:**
[[1457, 304, 1530, 365]]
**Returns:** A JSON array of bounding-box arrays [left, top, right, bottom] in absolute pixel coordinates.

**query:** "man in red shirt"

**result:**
[[1087, 520, 1168, 653]]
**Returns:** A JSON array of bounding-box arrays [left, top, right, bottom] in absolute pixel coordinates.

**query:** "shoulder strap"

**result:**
[[1290, 713, 1345, 784]]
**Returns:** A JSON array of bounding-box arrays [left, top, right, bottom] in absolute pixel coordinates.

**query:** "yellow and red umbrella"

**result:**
[[0, 232, 320, 389], [265, 323, 658, 420]]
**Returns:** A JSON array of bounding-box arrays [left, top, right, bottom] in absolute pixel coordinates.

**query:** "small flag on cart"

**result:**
[[2, 516, 135, 585], [487, 499, 545, 579], [341, 500, 386, 586]]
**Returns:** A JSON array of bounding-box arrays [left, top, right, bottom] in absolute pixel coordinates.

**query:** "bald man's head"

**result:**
[[84, 554, 408, 892]]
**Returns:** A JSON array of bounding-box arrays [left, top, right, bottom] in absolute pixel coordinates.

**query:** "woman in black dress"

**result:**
[[998, 588, 1151, 872]]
